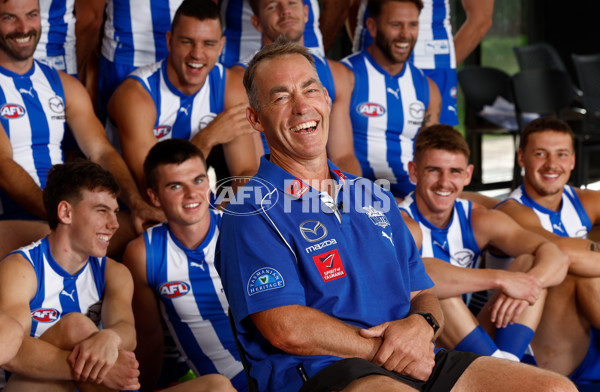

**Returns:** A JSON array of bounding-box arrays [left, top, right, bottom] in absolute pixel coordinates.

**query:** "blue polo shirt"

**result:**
[[216, 156, 433, 392]]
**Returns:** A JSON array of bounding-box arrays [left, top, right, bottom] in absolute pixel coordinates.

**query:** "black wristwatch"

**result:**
[[415, 312, 440, 337]]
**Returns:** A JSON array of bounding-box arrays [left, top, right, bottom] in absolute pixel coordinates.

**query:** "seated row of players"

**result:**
[[1, 41, 599, 391], [400, 119, 600, 388]]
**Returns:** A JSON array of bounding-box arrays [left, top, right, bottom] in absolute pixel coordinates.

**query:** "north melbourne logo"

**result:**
[[363, 206, 390, 228]]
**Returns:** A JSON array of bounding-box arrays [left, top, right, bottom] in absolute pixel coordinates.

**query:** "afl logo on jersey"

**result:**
[[159, 281, 190, 298], [31, 308, 60, 323], [0, 104, 26, 119], [357, 102, 385, 117], [154, 125, 172, 140]]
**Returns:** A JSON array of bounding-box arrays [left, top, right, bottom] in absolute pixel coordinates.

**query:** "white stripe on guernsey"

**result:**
[[101, 1, 116, 62], [132, 0, 154, 66], [0, 74, 40, 186], [158, 72, 181, 140], [190, 75, 213, 140], [420, 224, 434, 257], [36, 68, 66, 170], [365, 59, 396, 184], [36, 1, 52, 58], [37, 252, 65, 337], [207, 226, 230, 315], [307, 0, 324, 54], [163, 234, 239, 378], [351, 0, 368, 53], [239, 1, 261, 60], [75, 261, 102, 316], [561, 195, 587, 238], [533, 209, 553, 234], [446, 208, 466, 267], [398, 67, 418, 175]]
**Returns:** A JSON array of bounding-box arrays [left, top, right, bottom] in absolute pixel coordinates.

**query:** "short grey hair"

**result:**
[[243, 37, 320, 111]]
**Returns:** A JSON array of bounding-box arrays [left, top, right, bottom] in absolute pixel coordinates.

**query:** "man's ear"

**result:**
[[146, 188, 162, 208], [166, 31, 172, 53], [408, 161, 418, 183], [57, 200, 73, 225], [366, 16, 377, 41], [464, 164, 474, 186], [247, 106, 265, 133], [251, 15, 262, 33]]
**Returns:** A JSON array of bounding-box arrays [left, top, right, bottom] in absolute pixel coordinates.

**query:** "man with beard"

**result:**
[[340, 0, 441, 199], [233, 0, 361, 175], [0, 0, 164, 260], [496, 117, 600, 388]]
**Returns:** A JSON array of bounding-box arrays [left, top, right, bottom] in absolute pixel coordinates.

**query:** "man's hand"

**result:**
[[489, 294, 530, 328], [99, 350, 140, 391], [498, 271, 542, 305], [193, 103, 256, 155], [68, 329, 121, 384], [129, 199, 165, 234], [359, 316, 435, 381]]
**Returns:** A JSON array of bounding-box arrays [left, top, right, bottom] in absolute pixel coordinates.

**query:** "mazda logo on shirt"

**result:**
[[299, 220, 328, 243]]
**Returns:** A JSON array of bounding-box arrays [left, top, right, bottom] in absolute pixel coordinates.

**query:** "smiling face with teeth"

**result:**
[[409, 148, 473, 227], [63, 189, 120, 259], [366, 0, 419, 75], [147, 157, 211, 234], [519, 131, 575, 201], [247, 53, 331, 170], [166, 15, 224, 96], [0, 0, 41, 70]]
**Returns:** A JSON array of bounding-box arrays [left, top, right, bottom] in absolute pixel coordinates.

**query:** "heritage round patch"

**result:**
[[247, 267, 285, 296]]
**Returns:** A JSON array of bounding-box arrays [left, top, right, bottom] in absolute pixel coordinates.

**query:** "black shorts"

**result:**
[[297, 350, 480, 392]]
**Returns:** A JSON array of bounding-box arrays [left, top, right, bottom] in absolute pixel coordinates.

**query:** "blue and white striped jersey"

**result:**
[[101, 0, 183, 67], [219, 0, 324, 68], [144, 211, 244, 382], [35, 0, 77, 75], [352, 0, 455, 70], [128, 59, 226, 142], [342, 50, 429, 198], [399, 193, 481, 269], [507, 185, 591, 239], [16, 237, 106, 338], [0, 61, 66, 218]]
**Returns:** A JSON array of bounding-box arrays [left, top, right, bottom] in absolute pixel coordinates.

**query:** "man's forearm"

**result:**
[[408, 289, 444, 339], [0, 160, 46, 219], [251, 305, 381, 360], [3, 336, 73, 380]]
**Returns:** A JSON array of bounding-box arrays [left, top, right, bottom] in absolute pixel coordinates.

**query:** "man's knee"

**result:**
[[454, 356, 577, 392], [40, 313, 98, 349]]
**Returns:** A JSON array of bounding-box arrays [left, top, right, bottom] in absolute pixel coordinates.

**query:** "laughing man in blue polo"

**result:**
[[215, 39, 576, 392]]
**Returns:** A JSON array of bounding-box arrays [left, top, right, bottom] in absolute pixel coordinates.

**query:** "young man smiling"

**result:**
[[108, 0, 258, 192], [0, 160, 140, 391], [398, 124, 568, 362], [497, 117, 600, 387], [123, 139, 244, 392]]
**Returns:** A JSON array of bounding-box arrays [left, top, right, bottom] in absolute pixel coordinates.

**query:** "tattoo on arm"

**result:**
[[422, 113, 432, 127], [590, 242, 599, 252]]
